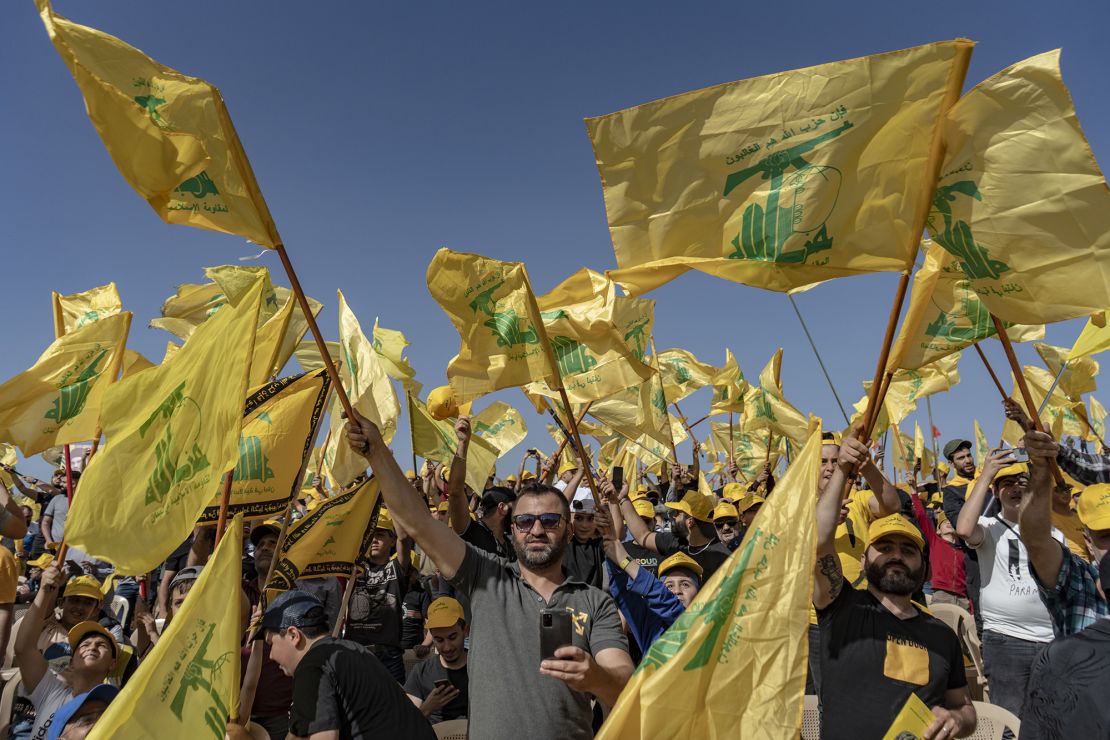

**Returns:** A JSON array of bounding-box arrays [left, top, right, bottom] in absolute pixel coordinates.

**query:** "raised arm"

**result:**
[[690, 438, 701, 482], [1020, 431, 1066, 587], [15, 563, 62, 692], [614, 492, 658, 553], [447, 419, 472, 536], [0, 482, 27, 540], [838, 436, 899, 518], [560, 467, 585, 504], [955, 448, 1011, 547], [813, 454, 849, 609], [346, 409, 466, 580]]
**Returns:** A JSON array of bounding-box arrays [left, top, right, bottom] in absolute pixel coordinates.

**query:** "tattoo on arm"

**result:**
[[817, 554, 843, 600]]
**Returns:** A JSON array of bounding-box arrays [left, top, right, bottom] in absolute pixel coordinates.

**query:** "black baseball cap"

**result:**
[[262, 590, 328, 633]]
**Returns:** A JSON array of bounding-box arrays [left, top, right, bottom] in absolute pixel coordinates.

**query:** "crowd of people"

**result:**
[[0, 393, 1106, 738]]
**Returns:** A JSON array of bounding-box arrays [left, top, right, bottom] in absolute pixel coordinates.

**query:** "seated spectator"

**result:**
[[45, 683, 118, 740], [262, 590, 434, 738], [404, 597, 469, 723], [35, 575, 104, 652]]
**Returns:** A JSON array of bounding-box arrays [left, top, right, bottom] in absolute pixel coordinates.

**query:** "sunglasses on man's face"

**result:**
[[512, 513, 564, 531], [715, 518, 739, 528]]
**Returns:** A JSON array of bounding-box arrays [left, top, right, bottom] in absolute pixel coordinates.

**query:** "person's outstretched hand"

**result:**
[[345, 408, 383, 458]]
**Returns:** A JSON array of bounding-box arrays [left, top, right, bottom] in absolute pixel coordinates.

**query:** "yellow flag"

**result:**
[[295, 340, 342, 373], [597, 437, 624, 471], [1089, 398, 1107, 445], [525, 268, 655, 404], [857, 354, 961, 430], [931, 50, 1110, 324], [890, 241, 1043, 370], [267, 479, 380, 595], [0, 444, 16, 468], [656, 349, 718, 403], [709, 425, 783, 480], [890, 425, 916, 474], [409, 395, 498, 493], [323, 291, 400, 489], [88, 514, 243, 739], [1003, 365, 1089, 443], [372, 319, 420, 393], [1069, 310, 1110, 362], [913, 421, 935, 472], [198, 370, 331, 523], [471, 401, 528, 456], [52, 283, 122, 336], [1034, 342, 1098, 399], [0, 312, 131, 456], [248, 292, 296, 386], [589, 41, 973, 296], [585, 370, 684, 452], [121, 349, 155, 379], [974, 419, 991, 465], [597, 429, 820, 738], [709, 349, 747, 415], [149, 282, 226, 340], [66, 281, 262, 574], [38, 0, 279, 247]]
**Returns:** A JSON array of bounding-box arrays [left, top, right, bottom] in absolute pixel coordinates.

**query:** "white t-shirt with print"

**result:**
[[972, 514, 1064, 642]]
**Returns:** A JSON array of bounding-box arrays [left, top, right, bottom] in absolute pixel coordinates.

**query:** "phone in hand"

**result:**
[[433, 678, 452, 691], [540, 609, 572, 662], [611, 466, 624, 491], [1011, 447, 1029, 463]]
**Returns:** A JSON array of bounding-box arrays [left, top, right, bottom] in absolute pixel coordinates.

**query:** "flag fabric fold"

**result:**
[[52, 283, 122, 336]]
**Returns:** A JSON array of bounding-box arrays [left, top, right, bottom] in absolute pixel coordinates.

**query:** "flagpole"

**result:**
[[925, 396, 940, 473], [989, 315, 1067, 485], [788, 294, 850, 425], [1036, 362, 1069, 418], [215, 471, 234, 544], [728, 412, 735, 468], [973, 344, 1008, 398], [549, 403, 594, 462], [686, 413, 711, 429]]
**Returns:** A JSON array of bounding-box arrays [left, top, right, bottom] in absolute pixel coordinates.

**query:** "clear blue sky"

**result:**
[[3, 1, 1108, 482]]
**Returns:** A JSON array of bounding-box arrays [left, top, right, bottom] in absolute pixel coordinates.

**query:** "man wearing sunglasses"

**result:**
[[345, 410, 632, 740]]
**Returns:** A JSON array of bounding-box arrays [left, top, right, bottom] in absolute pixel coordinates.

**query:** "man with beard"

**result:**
[[813, 435, 974, 739], [344, 409, 632, 740], [955, 450, 1062, 720], [711, 501, 741, 551], [447, 418, 516, 561], [940, 438, 985, 627], [617, 489, 730, 582]]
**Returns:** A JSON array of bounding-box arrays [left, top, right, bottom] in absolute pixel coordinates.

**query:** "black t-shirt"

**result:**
[[562, 537, 604, 588], [1022, 620, 1110, 739], [402, 653, 469, 724], [653, 531, 731, 582], [817, 587, 966, 739], [290, 637, 435, 740], [461, 519, 515, 561], [624, 541, 660, 577], [345, 559, 406, 648]]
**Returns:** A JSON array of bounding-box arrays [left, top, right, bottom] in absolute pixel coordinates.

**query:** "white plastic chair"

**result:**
[[433, 718, 468, 740], [968, 700, 1019, 739], [109, 594, 129, 627], [801, 694, 820, 739]]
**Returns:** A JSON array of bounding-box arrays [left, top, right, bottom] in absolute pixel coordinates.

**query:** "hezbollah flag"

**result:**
[[66, 281, 262, 574], [295, 340, 342, 373], [410, 395, 499, 493], [1003, 365, 1089, 444], [890, 425, 917, 474], [597, 429, 821, 738], [854, 353, 961, 433], [589, 40, 973, 296], [914, 421, 936, 473], [890, 241, 1042, 370], [0, 311, 131, 456], [931, 50, 1110, 325], [656, 348, 718, 403], [471, 401, 528, 456], [52, 283, 122, 336], [974, 419, 991, 466], [1069, 311, 1110, 362], [323, 290, 400, 489], [708, 426, 785, 481], [89, 514, 244, 739], [372, 319, 421, 394], [150, 282, 226, 340], [742, 350, 810, 446], [38, 0, 279, 247], [523, 267, 656, 405], [709, 349, 747, 416], [1034, 342, 1098, 399], [121, 349, 156, 379], [267, 478, 380, 595], [1089, 398, 1107, 446], [585, 371, 687, 453], [198, 370, 331, 523]]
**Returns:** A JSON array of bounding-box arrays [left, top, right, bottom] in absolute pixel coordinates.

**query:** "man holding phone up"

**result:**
[[346, 410, 633, 740]]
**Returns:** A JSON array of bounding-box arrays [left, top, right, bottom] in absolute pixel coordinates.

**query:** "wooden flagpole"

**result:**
[[973, 343, 1008, 398]]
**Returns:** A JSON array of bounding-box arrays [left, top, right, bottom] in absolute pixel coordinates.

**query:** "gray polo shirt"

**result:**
[[449, 543, 628, 740]]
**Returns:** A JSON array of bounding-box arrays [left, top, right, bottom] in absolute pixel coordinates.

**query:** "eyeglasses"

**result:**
[[512, 513, 564, 531], [714, 519, 739, 528]]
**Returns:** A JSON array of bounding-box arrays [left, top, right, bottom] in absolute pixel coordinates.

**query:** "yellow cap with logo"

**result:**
[[64, 575, 104, 602], [664, 490, 714, 523], [425, 596, 466, 629], [658, 551, 704, 581], [632, 499, 655, 519], [866, 514, 925, 551], [1078, 483, 1110, 530], [712, 502, 739, 521], [992, 462, 1030, 482], [736, 493, 766, 514], [721, 482, 743, 501]]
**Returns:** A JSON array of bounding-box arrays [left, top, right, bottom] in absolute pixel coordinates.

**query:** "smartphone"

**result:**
[[1011, 447, 1029, 463], [539, 609, 572, 661], [433, 678, 452, 691], [611, 466, 624, 491]]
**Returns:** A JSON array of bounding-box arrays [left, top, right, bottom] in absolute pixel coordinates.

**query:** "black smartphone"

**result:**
[[434, 678, 452, 691], [540, 609, 572, 661], [611, 466, 624, 491]]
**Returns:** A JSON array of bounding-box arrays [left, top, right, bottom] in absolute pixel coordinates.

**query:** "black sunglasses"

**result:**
[[715, 518, 739, 527], [512, 513, 564, 531]]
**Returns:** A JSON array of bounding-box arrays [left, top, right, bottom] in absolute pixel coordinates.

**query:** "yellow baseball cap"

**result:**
[[425, 596, 466, 629], [1077, 483, 1110, 530], [68, 620, 118, 658], [993, 462, 1030, 483], [712, 502, 739, 521], [735, 493, 766, 514], [665, 490, 714, 523], [506, 474, 518, 483], [374, 508, 395, 533], [428, 385, 459, 420], [521, 470, 536, 481], [632, 498, 655, 519], [28, 554, 54, 569], [721, 482, 743, 502], [63, 576, 103, 603], [866, 514, 925, 551], [435, 500, 450, 513], [558, 457, 579, 475], [658, 552, 703, 581]]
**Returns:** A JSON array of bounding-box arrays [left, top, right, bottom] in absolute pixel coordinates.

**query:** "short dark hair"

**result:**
[[480, 487, 517, 512], [299, 622, 329, 639], [516, 483, 571, 519]]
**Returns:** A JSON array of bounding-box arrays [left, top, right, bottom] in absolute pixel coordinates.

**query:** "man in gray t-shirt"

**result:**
[[345, 410, 634, 740]]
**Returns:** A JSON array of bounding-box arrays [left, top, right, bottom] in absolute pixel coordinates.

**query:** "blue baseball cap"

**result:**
[[262, 590, 328, 632], [47, 683, 119, 740]]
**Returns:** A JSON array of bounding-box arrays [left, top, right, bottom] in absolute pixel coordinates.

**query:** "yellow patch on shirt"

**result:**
[[884, 636, 929, 685]]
